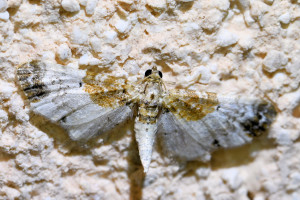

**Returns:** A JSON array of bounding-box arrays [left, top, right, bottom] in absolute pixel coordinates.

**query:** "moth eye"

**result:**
[[158, 71, 163, 78], [145, 69, 152, 77]]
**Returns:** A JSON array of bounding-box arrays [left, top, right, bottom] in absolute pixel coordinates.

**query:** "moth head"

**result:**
[[145, 66, 163, 79]]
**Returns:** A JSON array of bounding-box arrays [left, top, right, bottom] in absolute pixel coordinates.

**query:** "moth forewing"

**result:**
[[162, 89, 219, 121], [158, 89, 277, 161], [16, 61, 133, 141]]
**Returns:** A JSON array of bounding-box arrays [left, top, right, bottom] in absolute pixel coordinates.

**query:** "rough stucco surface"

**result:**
[[0, 0, 300, 199]]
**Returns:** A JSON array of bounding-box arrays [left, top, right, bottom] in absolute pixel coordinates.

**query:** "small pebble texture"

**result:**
[[0, 0, 300, 199]]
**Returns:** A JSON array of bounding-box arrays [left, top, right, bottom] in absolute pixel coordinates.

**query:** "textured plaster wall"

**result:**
[[0, 0, 300, 199]]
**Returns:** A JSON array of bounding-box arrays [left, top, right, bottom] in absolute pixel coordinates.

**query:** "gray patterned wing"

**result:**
[[16, 60, 133, 141], [158, 89, 277, 161]]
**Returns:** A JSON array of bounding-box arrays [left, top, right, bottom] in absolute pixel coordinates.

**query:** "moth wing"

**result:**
[[17, 61, 133, 141], [158, 89, 277, 161]]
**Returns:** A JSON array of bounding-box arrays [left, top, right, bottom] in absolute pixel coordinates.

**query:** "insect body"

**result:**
[[16, 61, 277, 173], [134, 67, 164, 172]]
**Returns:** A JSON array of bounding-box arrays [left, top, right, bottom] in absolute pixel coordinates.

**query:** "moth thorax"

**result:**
[[144, 82, 161, 102]]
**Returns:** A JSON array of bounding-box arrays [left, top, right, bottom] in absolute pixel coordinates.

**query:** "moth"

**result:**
[[16, 60, 277, 173]]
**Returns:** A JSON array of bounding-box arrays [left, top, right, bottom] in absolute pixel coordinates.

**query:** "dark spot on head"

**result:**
[[79, 82, 82, 87], [216, 105, 221, 110], [145, 69, 152, 77], [158, 71, 163, 78], [150, 94, 155, 100]]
